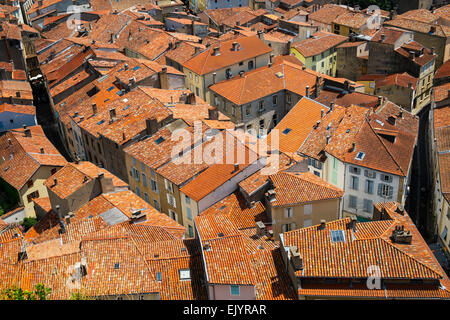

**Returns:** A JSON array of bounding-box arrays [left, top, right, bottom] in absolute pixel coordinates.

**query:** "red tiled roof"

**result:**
[[182, 35, 271, 75], [269, 171, 343, 207], [0, 125, 66, 190], [291, 31, 347, 57]]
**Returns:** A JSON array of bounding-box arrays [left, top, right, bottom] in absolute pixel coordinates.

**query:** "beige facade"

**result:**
[[267, 198, 342, 238]]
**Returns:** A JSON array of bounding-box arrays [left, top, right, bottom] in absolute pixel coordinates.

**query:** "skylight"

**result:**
[[355, 152, 365, 161], [97, 119, 105, 125], [107, 86, 115, 92], [123, 105, 131, 111], [132, 66, 141, 71], [114, 262, 120, 269], [375, 119, 384, 126], [282, 128, 292, 135], [155, 137, 165, 145], [179, 269, 191, 280], [156, 272, 162, 281], [330, 230, 346, 243]]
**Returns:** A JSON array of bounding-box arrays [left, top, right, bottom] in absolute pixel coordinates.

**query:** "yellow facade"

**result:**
[[290, 47, 338, 77]]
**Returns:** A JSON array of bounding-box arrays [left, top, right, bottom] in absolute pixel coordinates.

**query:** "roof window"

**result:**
[[282, 128, 292, 135], [179, 269, 191, 280], [330, 230, 346, 243], [355, 152, 365, 161], [155, 137, 165, 145]]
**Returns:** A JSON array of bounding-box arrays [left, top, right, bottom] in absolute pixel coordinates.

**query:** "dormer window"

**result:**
[[355, 152, 365, 161]]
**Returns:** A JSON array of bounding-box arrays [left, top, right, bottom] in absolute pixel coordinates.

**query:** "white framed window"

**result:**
[[349, 195, 357, 208], [167, 194, 176, 208], [165, 179, 174, 193], [179, 269, 191, 280]]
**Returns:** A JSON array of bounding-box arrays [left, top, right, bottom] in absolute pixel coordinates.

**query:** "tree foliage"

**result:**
[[20, 217, 37, 232], [341, 0, 394, 11], [2, 284, 51, 300]]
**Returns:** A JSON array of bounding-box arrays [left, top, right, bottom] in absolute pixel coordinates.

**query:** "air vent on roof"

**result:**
[[217, 232, 224, 237], [275, 72, 284, 78]]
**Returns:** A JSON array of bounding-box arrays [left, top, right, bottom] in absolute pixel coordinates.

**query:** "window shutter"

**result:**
[[378, 184, 383, 196], [388, 186, 393, 199]]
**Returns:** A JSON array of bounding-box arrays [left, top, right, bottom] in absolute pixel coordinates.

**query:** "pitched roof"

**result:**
[[332, 11, 369, 29], [308, 4, 350, 25], [266, 97, 328, 154], [0, 125, 67, 190], [385, 18, 450, 38], [209, 61, 318, 105], [182, 36, 272, 75], [282, 202, 450, 291], [44, 161, 127, 199], [375, 72, 418, 90], [269, 171, 343, 207], [291, 31, 347, 57]]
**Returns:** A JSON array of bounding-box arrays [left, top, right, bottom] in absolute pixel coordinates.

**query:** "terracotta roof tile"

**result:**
[[182, 36, 271, 75], [292, 31, 347, 57]]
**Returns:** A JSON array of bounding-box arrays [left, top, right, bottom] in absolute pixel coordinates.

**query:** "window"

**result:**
[[142, 172, 147, 187], [195, 75, 198, 83], [350, 176, 359, 190], [169, 210, 178, 222], [186, 207, 192, 220], [378, 184, 393, 199], [144, 192, 150, 203], [230, 285, 240, 296], [355, 152, 365, 160], [248, 60, 254, 70], [188, 225, 194, 237], [231, 105, 236, 116], [330, 230, 346, 243], [349, 166, 360, 175], [195, 87, 200, 96], [136, 187, 141, 197], [287, 94, 291, 103], [179, 269, 191, 280], [259, 100, 265, 112], [167, 194, 176, 208], [27, 180, 33, 188], [272, 95, 278, 105], [185, 196, 191, 204], [282, 223, 296, 232], [380, 174, 392, 183], [150, 179, 158, 194], [272, 113, 277, 126], [304, 204, 312, 215], [364, 169, 376, 179], [246, 105, 251, 116], [363, 199, 373, 213], [285, 207, 293, 218], [349, 195, 357, 208], [153, 199, 160, 211], [165, 179, 173, 192], [365, 180, 374, 194], [303, 219, 312, 227], [226, 68, 232, 79]]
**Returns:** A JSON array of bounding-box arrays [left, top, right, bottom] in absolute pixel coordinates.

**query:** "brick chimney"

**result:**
[[160, 66, 169, 89], [212, 47, 220, 56], [109, 108, 117, 123]]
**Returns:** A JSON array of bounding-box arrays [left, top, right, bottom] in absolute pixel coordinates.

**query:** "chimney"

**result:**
[[232, 42, 239, 51], [431, 47, 435, 55], [348, 215, 357, 230], [233, 163, 239, 173], [110, 33, 115, 43], [316, 75, 322, 96], [256, 221, 266, 237], [302, 65, 306, 70], [344, 80, 350, 92], [124, 63, 129, 71], [208, 108, 218, 120], [239, 70, 245, 77], [350, 142, 356, 152], [130, 209, 146, 221], [24, 127, 31, 137], [430, 26, 436, 34], [98, 172, 114, 194], [330, 102, 335, 110], [212, 47, 220, 56], [390, 225, 412, 244], [53, 178, 57, 186], [56, 205, 66, 234], [319, 219, 326, 230], [409, 51, 415, 59], [40, 147, 44, 154], [321, 109, 324, 118], [269, 53, 274, 64], [18, 244, 27, 262], [92, 103, 97, 116], [212, 72, 217, 84], [290, 246, 303, 270], [7, 138, 12, 147], [380, 34, 386, 42], [146, 118, 159, 135], [305, 85, 310, 98], [257, 30, 263, 40], [160, 66, 169, 89], [109, 108, 117, 123]]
